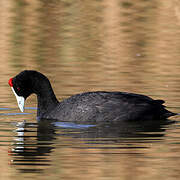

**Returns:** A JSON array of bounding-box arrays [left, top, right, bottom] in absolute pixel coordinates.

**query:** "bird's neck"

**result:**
[[36, 84, 59, 118]]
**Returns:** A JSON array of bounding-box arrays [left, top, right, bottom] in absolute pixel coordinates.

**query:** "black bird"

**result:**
[[8, 70, 177, 122]]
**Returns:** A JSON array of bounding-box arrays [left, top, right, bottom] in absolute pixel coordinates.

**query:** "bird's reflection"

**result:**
[[9, 119, 175, 173], [9, 120, 55, 173]]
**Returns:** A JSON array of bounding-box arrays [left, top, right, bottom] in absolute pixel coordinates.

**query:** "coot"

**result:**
[[8, 70, 177, 122]]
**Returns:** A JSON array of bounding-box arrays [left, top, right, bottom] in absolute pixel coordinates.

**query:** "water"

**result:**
[[1, 0, 180, 179]]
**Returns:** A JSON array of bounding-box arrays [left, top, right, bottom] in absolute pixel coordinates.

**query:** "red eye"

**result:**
[[17, 87, 20, 91]]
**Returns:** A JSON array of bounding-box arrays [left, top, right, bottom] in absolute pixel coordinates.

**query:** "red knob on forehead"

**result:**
[[8, 78, 13, 87]]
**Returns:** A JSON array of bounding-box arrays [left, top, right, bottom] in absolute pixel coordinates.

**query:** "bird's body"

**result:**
[[41, 91, 174, 122]]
